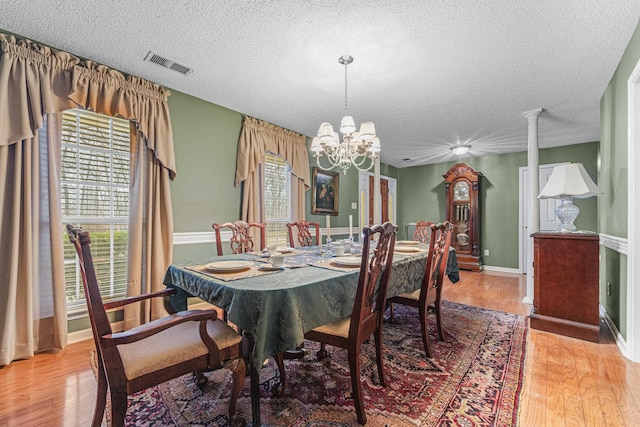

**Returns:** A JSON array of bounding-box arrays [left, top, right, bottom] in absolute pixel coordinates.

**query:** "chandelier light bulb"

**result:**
[[451, 145, 470, 155]]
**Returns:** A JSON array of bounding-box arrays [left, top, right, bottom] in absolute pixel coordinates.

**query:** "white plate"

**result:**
[[396, 240, 420, 246], [331, 256, 362, 267], [204, 260, 253, 273], [258, 264, 285, 271], [277, 247, 294, 253], [395, 246, 424, 253]]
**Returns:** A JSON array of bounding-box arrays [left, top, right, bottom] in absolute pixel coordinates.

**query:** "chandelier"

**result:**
[[310, 55, 380, 174]]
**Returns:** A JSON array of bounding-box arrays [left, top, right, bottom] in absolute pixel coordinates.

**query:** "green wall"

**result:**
[[168, 91, 244, 261], [599, 20, 640, 338], [397, 142, 599, 269]]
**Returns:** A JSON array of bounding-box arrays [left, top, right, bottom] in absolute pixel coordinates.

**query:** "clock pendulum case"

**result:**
[[443, 163, 483, 271]]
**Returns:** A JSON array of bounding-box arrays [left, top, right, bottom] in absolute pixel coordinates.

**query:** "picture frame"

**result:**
[[311, 167, 339, 215]]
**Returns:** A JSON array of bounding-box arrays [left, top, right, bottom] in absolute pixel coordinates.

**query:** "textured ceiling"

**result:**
[[1, 1, 639, 168]]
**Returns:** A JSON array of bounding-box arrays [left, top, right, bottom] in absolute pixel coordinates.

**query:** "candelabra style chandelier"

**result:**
[[310, 55, 381, 174]]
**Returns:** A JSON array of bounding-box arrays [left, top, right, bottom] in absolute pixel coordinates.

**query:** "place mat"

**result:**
[[186, 263, 282, 281], [311, 259, 362, 273]]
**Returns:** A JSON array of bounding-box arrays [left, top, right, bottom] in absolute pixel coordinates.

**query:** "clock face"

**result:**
[[453, 181, 470, 201]]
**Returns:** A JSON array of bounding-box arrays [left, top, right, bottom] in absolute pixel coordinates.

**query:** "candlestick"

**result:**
[[349, 215, 353, 238], [326, 215, 331, 239]]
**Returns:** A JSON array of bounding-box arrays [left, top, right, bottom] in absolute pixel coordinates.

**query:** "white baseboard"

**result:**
[[601, 305, 630, 358], [483, 265, 520, 275]]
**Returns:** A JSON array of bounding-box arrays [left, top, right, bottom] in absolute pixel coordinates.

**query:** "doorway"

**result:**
[[358, 172, 396, 230], [518, 162, 567, 273], [369, 176, 389, 224]]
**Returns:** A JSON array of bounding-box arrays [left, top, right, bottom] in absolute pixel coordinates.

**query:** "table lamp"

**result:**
[[538, 163, 602, 233]]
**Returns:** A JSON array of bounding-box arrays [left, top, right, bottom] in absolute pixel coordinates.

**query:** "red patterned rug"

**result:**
[[118, 301, 527, 426]]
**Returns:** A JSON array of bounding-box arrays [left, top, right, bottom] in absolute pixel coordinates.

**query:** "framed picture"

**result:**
[[312, 167, 339, 215]]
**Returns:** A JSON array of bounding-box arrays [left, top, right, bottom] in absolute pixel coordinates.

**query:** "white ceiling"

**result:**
[[2, 1, 639, 168]]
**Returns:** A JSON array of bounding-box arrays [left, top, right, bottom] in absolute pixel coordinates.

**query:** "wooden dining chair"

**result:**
[[275, 222, 397, 425], [412, 220, 434, 243], [286, 220, 321, 247], [66, 225, 248, 427], [387, 221, 453, 359], [213, 220, 266, 255]]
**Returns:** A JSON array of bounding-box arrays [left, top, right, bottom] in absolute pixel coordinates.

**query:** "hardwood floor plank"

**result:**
[[520, 331, 550, 427]]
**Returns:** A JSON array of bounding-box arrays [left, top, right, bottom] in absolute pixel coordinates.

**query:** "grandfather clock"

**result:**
[[443, 163, 482, 271]]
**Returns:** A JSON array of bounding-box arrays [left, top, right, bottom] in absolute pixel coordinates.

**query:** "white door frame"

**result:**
[[518, 162, 567, 275], [626, 58, 640, 362], [358, 172, 397, 229]]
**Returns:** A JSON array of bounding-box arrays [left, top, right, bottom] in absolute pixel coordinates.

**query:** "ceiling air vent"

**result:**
[[144, 51, 194, 76]]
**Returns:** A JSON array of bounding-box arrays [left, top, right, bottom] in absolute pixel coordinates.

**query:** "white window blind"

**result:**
[[61, 109, 131, 311], [264, 153, 291, 246]]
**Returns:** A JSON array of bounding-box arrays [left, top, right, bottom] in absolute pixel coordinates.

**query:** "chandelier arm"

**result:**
[[314, 153, 341, 171], [351, 154, 372, 167], [352, 156, 376, 173]]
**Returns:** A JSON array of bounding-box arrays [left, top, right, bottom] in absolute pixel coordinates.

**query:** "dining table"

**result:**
[[163, 242, 459, 426]]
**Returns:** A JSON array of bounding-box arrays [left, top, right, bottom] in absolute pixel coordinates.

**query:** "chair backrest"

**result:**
[[413, 221, 434, 244], [420, 221, 454, 305], [349, 222, 397, 339], [212, 220, 266, 256], [287, 221, 321, 247], [66, 225, 113, 359]]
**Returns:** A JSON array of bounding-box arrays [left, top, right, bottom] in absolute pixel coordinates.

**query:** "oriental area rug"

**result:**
[[115, 301, 527, 426]]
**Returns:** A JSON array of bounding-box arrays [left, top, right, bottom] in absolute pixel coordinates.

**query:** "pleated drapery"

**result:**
[[0, 32, 176, 365], [235, 116, 310, 229]]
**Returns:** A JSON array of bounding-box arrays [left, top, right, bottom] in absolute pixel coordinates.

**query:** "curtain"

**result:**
[[0, 115, 67, 366], [235, 116, 310, 229], [126, 123, 175, 325], [0, 32, 176, 365]]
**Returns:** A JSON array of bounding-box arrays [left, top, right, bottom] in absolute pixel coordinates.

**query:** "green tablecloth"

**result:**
[[163, 248, 444, 367]]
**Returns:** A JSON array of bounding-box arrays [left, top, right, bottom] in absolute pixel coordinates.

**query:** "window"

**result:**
[[61, 109, 131, 312], [264, 153, 291, 246]]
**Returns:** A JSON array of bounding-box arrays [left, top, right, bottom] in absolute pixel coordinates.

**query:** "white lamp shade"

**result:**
[[359, 122, 376, 139], [310, 136, 323, 152], [350, 131, 362, 142], [318, 122, 335, 142], [322, 131, 339, 147], [538, 163, 603, 199], [368, 137, 381, 153], [340, 116, 356, 134]]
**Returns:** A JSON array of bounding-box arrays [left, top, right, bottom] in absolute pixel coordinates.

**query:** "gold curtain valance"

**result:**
[[235, 116, 310, 188], [0, 32, 176, 178]]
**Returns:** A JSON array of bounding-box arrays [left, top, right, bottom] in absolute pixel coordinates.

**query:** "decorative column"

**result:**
[[524, 108, 543, 304]]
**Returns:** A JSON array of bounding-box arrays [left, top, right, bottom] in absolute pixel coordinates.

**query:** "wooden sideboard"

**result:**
[[530, 232, 600, 342]]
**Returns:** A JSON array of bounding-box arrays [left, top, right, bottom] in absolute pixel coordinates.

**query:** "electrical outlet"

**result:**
[[483, 249, 489, 257], [351, 202, 357, 209], [607, 282, 612, 296]]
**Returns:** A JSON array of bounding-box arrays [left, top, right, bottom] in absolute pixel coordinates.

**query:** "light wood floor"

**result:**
[[1, 270, 639, 426]]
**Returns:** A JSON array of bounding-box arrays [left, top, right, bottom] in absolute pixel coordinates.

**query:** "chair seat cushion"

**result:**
[[395, 288, 420, 301], [310, 316, 351, 338], [117, 317, 242, 380]]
